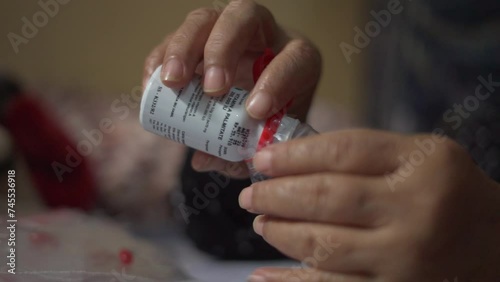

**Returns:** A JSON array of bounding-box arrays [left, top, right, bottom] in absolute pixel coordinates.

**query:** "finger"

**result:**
[[246, 38, 321, 119], [203, 0, 275, 95], [161, 8, 219, 88], [191, 150, 249, 179], [253, 129, 405, 177], [143, 40, 169, 89], [248, 267, 371, 282], [253, 215, 375, 273], [239, 174, 389, 227]]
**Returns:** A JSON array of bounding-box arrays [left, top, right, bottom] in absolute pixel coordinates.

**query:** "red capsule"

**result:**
[[119, 249, 133, 265]]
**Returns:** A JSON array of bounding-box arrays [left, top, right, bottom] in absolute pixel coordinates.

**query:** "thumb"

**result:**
[[245, 38, 321, 120]]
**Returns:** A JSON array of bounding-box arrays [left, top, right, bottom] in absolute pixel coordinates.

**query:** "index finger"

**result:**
[[252, 129, 404, 176], [202, 0, 276, 95]]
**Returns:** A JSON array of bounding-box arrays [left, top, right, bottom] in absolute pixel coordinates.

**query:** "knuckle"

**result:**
[[227, 0, 258, 13], [437, 137, 465, 159], [289, 39, 321, 67], [311, 174, 385, 227], [205, 31, 227, 56], [168, 32, 190, 50], [343, 185, 382, 226], [225, 0, 261, 28], [186, 7, 218, 22], [303, 178, 331, 218], [290, 39, 315, 58], [324, 133, 353, 171], [252, 75, 279, 105], [433, 136, 469, 171], [335, 240, 354, 260], [280, 47, 303, 72], [173, 9, 216, 42], [330, 177, 358, 209], [428, 136, 471, 196], [172, 9, 218, 52], [273, 40, 321, 92], [284, 142, 305, 169], [342, 183, 368, 211], [302, 232, 319, 253]]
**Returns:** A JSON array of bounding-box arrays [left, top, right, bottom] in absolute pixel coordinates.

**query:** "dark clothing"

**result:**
[[369, 0, 500, 181]]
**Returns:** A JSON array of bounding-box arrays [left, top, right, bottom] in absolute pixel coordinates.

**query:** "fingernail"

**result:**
[[192, 154, 213, 171], [253, 216, 265, 236], [204, 66, 226, 93], [163, 58, 184, 82], [253, 150, 272, 173], [247, 275, 266, 282], [246, 92, 272, 119], [239, 187, 253, 210]]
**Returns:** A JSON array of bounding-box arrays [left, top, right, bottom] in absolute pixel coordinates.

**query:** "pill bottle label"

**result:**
[[140, 66, 264, 162]]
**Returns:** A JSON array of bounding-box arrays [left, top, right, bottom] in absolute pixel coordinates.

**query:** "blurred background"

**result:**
[[1, 0, 368, 108]]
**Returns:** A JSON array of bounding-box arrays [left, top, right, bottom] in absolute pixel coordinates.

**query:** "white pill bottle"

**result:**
[[140, 66, 317, 182]]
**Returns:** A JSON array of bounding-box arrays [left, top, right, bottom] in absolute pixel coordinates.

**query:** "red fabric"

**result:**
[[3, 95, 96, 210]]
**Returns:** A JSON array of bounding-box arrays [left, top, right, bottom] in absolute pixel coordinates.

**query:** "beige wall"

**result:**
[[0, 0, 367, 109]]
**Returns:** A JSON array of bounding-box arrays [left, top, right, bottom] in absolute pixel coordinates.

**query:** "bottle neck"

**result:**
[[273, 115, 300, 144], [247, 115, 317, 183]]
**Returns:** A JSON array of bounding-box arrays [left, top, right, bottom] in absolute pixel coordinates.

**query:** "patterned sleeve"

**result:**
[[369, 0, 500, 181]]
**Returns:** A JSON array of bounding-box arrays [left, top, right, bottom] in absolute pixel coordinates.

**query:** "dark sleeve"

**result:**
[[422, 0, 500, 23], [416, 0, 500, 182], [369, 0, 500, 182]]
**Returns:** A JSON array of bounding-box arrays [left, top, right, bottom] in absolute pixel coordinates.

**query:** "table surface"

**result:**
[[145, 225, 297, 282]]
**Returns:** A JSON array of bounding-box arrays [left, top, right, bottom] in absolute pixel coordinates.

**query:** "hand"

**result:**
[[239, 129, 500, 282], [143, 0, 322, 178]]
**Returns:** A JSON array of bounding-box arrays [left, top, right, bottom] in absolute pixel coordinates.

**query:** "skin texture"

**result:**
[[144, 1, 500, 281], [242, 130, 500, 282], [142, 0, 321, 178]]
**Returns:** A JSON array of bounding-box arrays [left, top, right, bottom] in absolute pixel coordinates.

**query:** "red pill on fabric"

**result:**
[[119, 249, 133, 265]]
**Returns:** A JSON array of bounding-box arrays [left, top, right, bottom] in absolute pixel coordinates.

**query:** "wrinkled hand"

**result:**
[[143, 0, 321, 178], [239, 129, 500, 282]]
